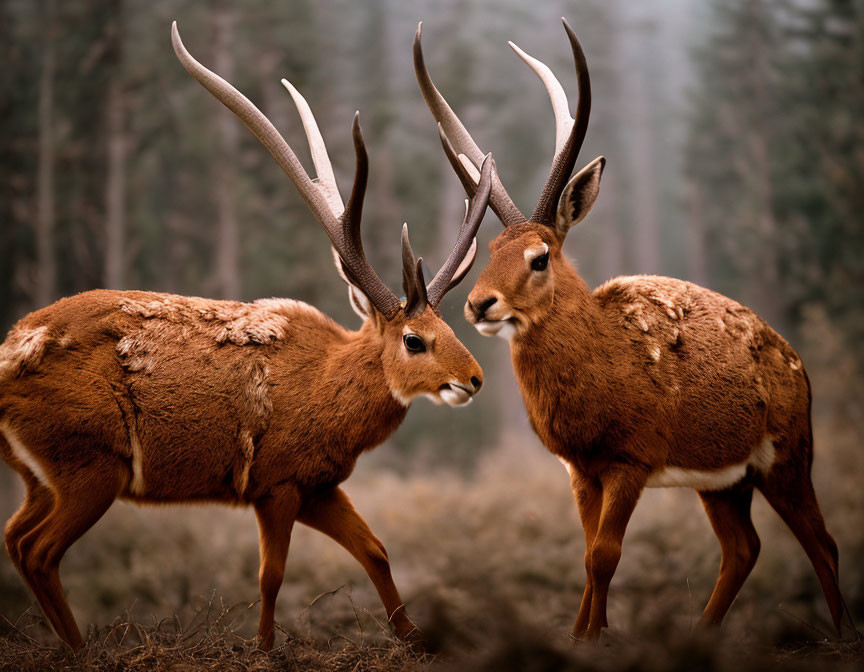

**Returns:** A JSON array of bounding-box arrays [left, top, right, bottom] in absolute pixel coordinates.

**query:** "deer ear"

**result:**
[[332, 248, 375, 321], [555, 156, 605, 237]]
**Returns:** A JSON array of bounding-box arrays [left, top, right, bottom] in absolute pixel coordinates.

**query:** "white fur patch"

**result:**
[[646, 463, 748, 491], [0, 326, 49, 379], [524, 243, 549, 263], [475, 320, 516, 341], [646, 435, 777, 491], [128, 422, 146, 495], [1, 421, 51, 489], [750, 435, 777, 473], [390, 388, 413, 407], [439, 381, 472, 407]]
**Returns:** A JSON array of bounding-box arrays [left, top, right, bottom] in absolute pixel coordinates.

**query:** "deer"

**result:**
[[0, 22, 494, 652], [414, 19, 848, 640]]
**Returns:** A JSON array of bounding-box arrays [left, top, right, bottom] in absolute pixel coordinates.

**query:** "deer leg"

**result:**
[[570, 469, 602, 638], [4, 478, 59, 636], [17, 460, 123, 650], [697, 485, 760, 626], [584, 465, 646, 640], [298, 486, 421, 643], [253, 483, 302, 651], [4, 475, 53, 572], [759, 471, 844, 633]]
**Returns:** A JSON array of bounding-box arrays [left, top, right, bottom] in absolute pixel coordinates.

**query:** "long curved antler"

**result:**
[[172, 22, 401, 318], [416, 19, 592, 229]]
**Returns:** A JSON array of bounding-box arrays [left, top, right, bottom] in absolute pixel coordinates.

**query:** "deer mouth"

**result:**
[[474, 318, 518, 341], [438, 382, 474, 407]]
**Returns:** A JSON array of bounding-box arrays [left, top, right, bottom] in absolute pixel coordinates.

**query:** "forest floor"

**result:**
[[1, 416, 863, 671], [1, 604, 862, 672]]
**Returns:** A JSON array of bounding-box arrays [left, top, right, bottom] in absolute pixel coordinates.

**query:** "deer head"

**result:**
[[173, 23, 489, 405], [414, 19, 605, 341]]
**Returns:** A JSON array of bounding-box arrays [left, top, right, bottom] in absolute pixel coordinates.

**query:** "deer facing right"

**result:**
[[0, 23, 493, 652], [415, 18, 848, 640]]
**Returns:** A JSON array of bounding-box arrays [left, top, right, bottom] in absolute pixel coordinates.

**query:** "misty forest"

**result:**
[[1, 0, 863, 670]]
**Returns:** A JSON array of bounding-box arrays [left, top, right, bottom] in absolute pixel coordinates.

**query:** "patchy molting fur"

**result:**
[[0, 280, 483, 652], [0, 290, 412, 502], [467, 218, 842, 636], [470, 233, 810, 480], [438, 18, 841, 637]]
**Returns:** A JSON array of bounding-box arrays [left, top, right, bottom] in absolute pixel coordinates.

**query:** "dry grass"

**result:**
[[0, 443, 862, 671], [0, 598, 430, 672]]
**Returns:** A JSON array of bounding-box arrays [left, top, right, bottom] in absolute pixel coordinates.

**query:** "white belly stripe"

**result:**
[[646, 435, 777, 491], [1, 421, 52, 489]]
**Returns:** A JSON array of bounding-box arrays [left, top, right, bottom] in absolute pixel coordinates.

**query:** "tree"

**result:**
[[103, 0, 126, 290], [35, 0, 56, 308]]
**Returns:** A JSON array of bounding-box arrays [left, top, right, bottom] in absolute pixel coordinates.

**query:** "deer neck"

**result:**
[[325, 323, 409, 456], [509, 259, 623, 452]]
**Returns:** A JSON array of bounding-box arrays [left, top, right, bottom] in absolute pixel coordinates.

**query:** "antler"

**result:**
[[413, 23, 525, 227], [400, 225, 427, 317], [415, 19, 591, 228], [514, 19, 591, 226], [426, 154, 492, 307], [171, 22, 401, 318]]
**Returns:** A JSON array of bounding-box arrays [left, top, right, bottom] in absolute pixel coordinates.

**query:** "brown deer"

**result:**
[[415, 20, 847, 639], [0, 22, 493, 651]]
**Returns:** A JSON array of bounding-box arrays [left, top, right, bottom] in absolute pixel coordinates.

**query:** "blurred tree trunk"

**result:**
[[104, 1, 126, 290], [620, 26, 661, 275], [597, 168, 623, 282], [211, 6, 240, 300], [35, 0, 56, 307], [685, 180, 709, 287], [749, 116, 781, 327]]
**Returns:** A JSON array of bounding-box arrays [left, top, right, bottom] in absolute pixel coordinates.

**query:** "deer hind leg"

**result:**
[[584, 465, 646, 640], [4, 474, 54, 572], [298, 486, 421, 644], [697, 484, 760, 626], [16, 456, 124, 650], [253, 483, 302, 651], [758, 466, 844, 633], [569, 469, 603, 638]]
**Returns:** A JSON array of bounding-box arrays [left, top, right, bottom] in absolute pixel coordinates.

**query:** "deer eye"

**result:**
[[530, 252, 549, 272], [403, 333, 426, 353]]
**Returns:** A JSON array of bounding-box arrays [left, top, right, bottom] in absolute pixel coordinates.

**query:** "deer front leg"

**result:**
[[298, 486, 421, 643], [569, 468, 603, 638], [584, 464, 646, 640], [254, 484, 302, 651]]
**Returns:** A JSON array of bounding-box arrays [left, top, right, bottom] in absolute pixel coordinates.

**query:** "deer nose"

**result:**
[[468, 296, 497, 321], [470, 375, 482, 392]]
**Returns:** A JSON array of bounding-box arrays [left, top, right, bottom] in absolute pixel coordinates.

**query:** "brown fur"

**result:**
[[421, 16, 844, 640], [0, 288, 481, 650], [466, 219, 845, 639]]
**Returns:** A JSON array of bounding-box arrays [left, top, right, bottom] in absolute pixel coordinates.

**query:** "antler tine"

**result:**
[[438, 124, 480, 197], [508, 40, 573, 157], [401, 224, 428, 317], [427, 154, 492, 307], [171, 22, 338, 230], [414, 22, 525, 227], [529, 18, 592, 225], [339, 114, 402, 317], [173, 23, 401, 318], [281, 79, 344, 217]]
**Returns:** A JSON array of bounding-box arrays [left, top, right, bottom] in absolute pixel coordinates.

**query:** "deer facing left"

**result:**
[[0, 22, 492, 651]]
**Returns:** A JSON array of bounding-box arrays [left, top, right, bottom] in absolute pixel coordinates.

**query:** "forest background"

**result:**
[[1, 0, 862, 669]]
